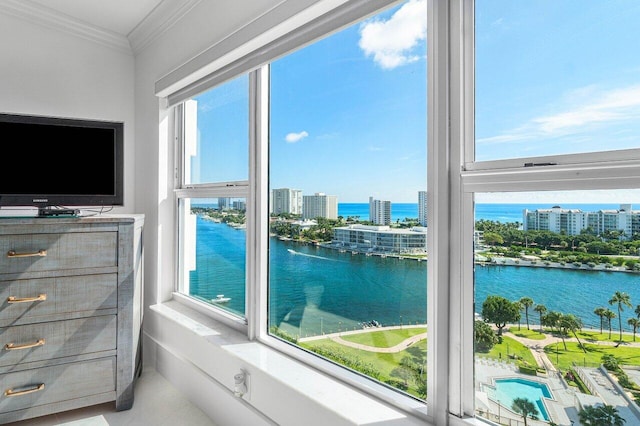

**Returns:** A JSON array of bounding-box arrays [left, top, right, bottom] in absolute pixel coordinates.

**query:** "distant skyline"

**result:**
[[196, 0, 640, 204]]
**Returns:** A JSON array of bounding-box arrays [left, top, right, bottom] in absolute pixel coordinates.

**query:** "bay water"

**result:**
[[191, 203, 639, 336]]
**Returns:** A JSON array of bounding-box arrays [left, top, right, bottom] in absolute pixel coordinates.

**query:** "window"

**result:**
[[268, 0, 428, 402], [175, 75, 250, 322], [474, 0, 640, 162], [172, 0, 430, 413], [469, 2, 640, 425]]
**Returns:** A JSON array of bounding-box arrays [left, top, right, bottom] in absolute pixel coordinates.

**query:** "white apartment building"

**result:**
[[302, 192, 338, 220], [418, 191, 428, 226], [333, 224, 427, 254], [523, 204, 640, 239], [271, 188, 303, 215], [369, 196, 391, 225]]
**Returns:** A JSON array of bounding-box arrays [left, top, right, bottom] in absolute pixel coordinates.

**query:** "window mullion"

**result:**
[[247, 66, 270, 340], [427, 0, 451, 423]]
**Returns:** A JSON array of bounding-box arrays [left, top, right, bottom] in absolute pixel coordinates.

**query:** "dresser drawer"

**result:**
[[0, 274, 117, 327], [0, 357, 115, 414], [0, 316, 116, 368], [0, 231, 117, 274]]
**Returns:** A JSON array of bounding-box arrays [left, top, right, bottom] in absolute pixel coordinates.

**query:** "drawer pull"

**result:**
[[7, 249, 47, 258], [4, 338, 46, 351], [4, 383, 45, 397], [7, 294, 47, 304]]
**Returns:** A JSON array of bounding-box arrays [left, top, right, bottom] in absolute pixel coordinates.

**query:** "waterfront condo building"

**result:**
[[333, 224, 428, 254], [271, 188, 303, 215], [523, 204, 640, 239], [302, 193, 338, 220], [369, 196, 391, 225]]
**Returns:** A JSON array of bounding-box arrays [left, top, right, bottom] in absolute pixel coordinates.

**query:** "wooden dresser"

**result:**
[[0, 214, 144, 423]]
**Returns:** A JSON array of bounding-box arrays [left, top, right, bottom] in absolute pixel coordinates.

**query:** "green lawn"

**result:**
[[575, 329, 640, 343], [301, 335, 426, 399], [339, 327, 426, 347], [508, 327, 546, 340], [475, 336, 537, 366], [545, 341, 640, 371]]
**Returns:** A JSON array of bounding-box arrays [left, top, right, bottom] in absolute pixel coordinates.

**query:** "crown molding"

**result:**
[[0, 0, 132, 54], [128, 0, 202, 55]]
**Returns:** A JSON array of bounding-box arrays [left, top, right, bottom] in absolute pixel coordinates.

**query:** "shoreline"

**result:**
[[481, 256, 638, 274], [285, 237, 639, 274]]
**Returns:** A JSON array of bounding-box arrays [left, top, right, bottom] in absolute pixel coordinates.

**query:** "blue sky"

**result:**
[[196, 0, 640, 204]]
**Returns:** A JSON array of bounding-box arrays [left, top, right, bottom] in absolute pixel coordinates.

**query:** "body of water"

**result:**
[[190, 216, 640, 337]]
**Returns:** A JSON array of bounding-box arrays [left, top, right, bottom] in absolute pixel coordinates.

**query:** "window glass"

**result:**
[[178, 197, 247, 317], [474, 189, 640, 425], [186, 75, 249, 184], [475, 0, 640, 161], [268, 0, 428, 399]]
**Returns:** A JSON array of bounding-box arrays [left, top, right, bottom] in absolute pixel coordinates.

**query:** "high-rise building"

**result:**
[[523, 204, 639, 239], [303, 193, 338, 220], [271, 188, 303, 215], [218, 197, 231, 210], [369, 196, 391, 225], [418, 191, 428, 226]]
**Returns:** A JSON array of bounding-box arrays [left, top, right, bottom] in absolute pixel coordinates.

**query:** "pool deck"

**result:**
[[476, 328, 640, 426], [475, 359, 574, 425]]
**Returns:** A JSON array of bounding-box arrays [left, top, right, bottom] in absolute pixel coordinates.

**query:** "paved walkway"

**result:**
[[330, 332, 427, 353]]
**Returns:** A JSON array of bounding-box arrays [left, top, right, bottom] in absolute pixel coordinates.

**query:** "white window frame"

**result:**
[[454, 1, 640, 425]]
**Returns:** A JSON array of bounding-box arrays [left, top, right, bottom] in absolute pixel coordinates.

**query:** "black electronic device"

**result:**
[[0, 113, 124, 216]]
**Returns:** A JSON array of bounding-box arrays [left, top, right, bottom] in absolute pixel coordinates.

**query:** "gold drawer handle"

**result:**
[[4, 339, 45, 351], [4, 383, 45, 397], [7, 294, 47, 304], [7, 249, 47, 258]]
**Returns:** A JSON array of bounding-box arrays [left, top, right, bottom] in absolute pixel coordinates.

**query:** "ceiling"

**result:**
[[28, 0, 164, 37]]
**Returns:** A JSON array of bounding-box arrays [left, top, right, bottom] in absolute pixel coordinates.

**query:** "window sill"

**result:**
[[148, 300, 431, 425]]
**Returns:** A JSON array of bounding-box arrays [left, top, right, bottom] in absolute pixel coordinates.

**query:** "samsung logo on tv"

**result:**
[[32, 199, 48, 203]]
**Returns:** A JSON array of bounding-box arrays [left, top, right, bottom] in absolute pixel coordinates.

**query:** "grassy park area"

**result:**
[[300, 327, 427, 399]]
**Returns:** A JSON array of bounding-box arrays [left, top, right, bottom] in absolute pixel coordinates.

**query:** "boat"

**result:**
[[211, 294, 231, 304]]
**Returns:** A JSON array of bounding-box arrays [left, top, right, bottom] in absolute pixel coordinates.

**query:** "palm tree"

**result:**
[[511, 397, 537, 426], [559, 313, 587, 353], [514, 300, 523, 330], [628, 318, 640, 342], [594, 307, 607, 334], [604, 309, 617, 339], [599, 404, 626, 426], [635, 304, 640, 319], [542, 311, 562, 334], [579, 404, 625, 426], [519, 297, 534, 330], [609, 291, 632, 342], [534, 304, 547, 332]]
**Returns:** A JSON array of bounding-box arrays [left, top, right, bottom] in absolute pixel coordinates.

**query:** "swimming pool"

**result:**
[[486, 377, 553, 421]]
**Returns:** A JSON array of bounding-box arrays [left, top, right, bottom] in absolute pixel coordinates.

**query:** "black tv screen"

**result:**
[[0, 113, 123, 210]]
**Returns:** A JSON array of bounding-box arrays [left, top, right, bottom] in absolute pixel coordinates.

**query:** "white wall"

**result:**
[[0, 10, 136, 213]]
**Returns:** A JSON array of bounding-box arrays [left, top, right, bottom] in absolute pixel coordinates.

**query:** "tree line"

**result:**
[[475, 290, 640, 353]]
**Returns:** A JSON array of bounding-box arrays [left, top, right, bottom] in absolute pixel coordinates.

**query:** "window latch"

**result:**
[[523, 162, 558, 167]]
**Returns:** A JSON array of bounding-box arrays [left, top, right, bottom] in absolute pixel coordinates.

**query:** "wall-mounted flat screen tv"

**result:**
[[0, 113, 123, 214]]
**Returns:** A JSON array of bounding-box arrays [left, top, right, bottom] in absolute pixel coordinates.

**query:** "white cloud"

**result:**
[[285, 131, 309, 143], [477, 84, 640, 145], [358, 0, 427, 70]]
